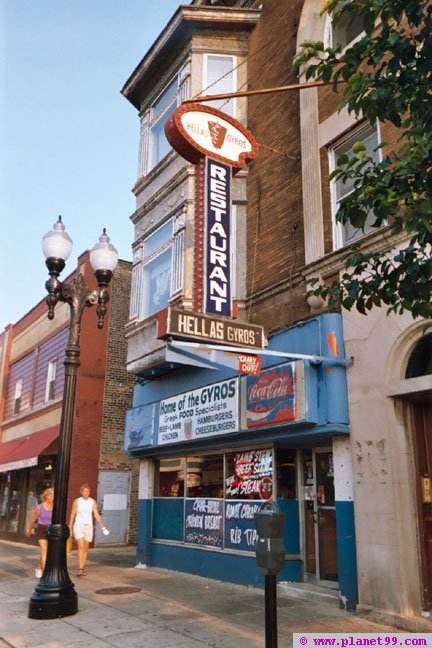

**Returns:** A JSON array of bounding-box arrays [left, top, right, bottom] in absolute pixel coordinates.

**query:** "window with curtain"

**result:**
[[329, 123, 381, 248]]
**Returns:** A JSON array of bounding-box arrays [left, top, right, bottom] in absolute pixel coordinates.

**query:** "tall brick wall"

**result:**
[[99, 259, 138, 544], [245, 0, 309, 334], [68, 255, 109, 519]]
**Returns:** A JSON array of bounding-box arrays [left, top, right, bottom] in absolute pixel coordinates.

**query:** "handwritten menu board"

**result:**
[[185, 498, 223, 548], [224, 500, 261, 552], [225, 448, 273, 500]]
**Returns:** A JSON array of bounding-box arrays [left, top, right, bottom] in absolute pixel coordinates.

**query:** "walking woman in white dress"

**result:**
[[69, 483, 108, 577]]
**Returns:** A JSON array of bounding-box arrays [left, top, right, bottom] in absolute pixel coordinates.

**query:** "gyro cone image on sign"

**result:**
[[164, 103, 259, 171]]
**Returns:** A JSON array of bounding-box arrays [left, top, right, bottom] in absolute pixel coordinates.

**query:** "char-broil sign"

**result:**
[[165, 103, 258, 171]]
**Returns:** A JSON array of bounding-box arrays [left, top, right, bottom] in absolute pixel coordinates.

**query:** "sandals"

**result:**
[[76, 568, 87, 577]]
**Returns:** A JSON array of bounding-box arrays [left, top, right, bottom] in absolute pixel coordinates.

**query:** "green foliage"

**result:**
[[294, 0, 432, 318]]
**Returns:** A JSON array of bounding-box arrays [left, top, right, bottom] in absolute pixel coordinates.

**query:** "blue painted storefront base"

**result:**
[[137, 498, 358, 610], [335, 501, 358, 612], [137, 498, 302, 587]]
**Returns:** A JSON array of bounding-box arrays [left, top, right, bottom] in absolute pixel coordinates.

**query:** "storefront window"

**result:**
[[225, 448, 273, 500], [25, 461, 55, 533], [186, 454, 223, 498], [6, 472, 24, 533], [155, 457, 184, 497], [276, 448, 297, 498]]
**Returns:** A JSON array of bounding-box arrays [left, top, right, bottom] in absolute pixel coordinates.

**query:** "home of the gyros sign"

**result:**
[[165, 103, 259, 319]]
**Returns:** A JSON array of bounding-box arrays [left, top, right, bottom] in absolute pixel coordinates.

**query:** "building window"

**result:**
[[141, 221, 173, 319], [45, 358, 57, 402], [156, 458, 185, 497], [150, 79, 178, 169], [329, 123, 381, 248], [405, 334, 432, 379], [204, 54, 236, 117], [13, 380, 22, 415], [325, 11, 365, 50], [186, 455, 224, 498], [130, 214, 185, 322]]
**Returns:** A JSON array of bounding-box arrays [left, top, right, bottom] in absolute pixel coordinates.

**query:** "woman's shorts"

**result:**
[[73, 523, 93, 542], [36, 524, 49, 541]]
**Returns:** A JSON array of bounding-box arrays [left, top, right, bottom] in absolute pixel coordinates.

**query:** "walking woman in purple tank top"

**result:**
[[25, 487, 54, 579]]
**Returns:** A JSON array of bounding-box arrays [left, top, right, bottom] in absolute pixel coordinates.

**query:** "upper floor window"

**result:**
[[45, 358, 57, 402], [142, 221, 173, 318], [204, 54, 236, 117], [138, 62, 191, 178], [150, 79, 179, 169], [329, 123, 381, 248], [14, 380, 22, 415], [329, 16, 364, 49], [130, 214, 185, 322]]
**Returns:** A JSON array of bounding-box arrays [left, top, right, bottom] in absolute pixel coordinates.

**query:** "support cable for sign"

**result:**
[[168, 339, 353, 366], [183, 79, 343, 105], [257, 142, 299, 161]]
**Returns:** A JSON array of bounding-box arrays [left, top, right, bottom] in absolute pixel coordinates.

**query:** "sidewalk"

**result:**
[[0, 539, 413, 647]]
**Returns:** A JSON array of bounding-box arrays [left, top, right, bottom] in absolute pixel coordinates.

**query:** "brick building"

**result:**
[[0, 252, 137, 545], [121, 0, 431, 621]]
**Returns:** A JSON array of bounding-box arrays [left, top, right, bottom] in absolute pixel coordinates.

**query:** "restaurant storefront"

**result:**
[[126, 313, 358, 610]]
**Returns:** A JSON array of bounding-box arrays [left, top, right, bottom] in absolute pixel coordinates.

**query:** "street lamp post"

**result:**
[[28, 216, 118, 619]]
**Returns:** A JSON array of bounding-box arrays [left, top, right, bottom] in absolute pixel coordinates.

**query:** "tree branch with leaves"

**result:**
[[294, 0, 432, 318]]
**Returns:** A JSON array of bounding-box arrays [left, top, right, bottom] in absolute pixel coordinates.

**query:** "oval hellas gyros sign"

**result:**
[[165, 103, 258, 170]]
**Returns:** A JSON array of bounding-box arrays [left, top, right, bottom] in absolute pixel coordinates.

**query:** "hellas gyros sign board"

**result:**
[[164, 103, 259, 171]]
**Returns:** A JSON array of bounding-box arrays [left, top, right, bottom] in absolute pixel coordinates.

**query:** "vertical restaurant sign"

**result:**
[[185, 498, 223, 548], [245, 361, 305, 429], [206, 158, 231, 317], [225, 448, 273, 500], [158, 378, 239, 446]]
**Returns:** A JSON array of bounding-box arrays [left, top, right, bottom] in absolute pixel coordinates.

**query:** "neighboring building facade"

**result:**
[[0, 253, 137, 545], [295, 0, 432, 621]]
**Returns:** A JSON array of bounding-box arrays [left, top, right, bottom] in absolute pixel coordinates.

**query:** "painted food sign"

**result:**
[[185, 498, 223, 547], [158, 378, 239, 446], [245, 361, 305, 428], [164, 103, 259, 171], [124, 404, 155, 450], [224, 500, 260, 552], [225, 448, 273, 500]]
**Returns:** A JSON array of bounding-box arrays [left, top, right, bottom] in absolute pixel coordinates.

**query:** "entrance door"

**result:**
[[95, 471, 130, 545], [411, 398, 432, 610], [303, 449, 338, 586]]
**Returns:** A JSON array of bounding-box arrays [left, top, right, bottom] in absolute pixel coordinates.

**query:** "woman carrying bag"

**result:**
[[69, 483, 108, 577]]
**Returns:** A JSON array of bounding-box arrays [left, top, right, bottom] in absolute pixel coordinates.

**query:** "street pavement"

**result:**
[[0, 539, 416, 647]]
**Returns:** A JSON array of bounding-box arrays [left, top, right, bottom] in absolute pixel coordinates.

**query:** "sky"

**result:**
[[0, 0, 183, 332]]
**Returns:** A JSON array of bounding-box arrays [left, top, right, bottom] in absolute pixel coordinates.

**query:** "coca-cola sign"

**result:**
[[164, 103, 259, 171], [245, 361, 305, 428]]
